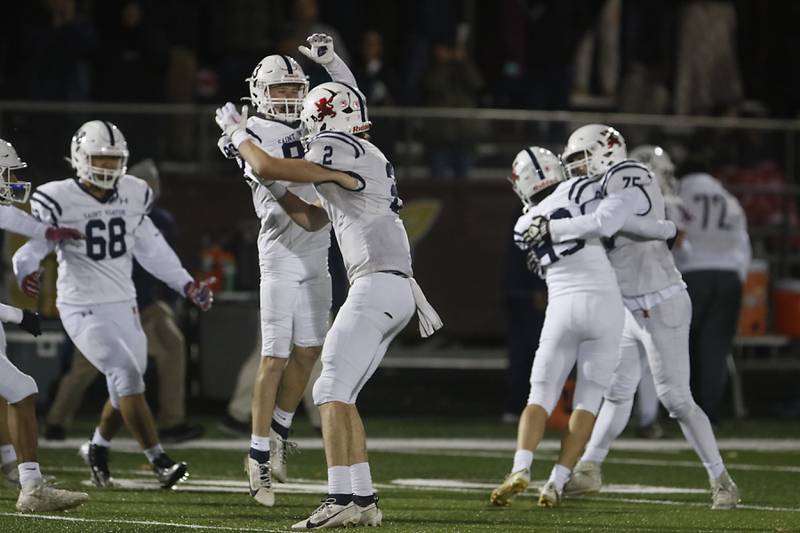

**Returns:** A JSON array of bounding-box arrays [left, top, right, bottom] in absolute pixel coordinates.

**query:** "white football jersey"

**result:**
[[304, 131, 412, 283], [675, 173, 750, 278], [241, 116, 330, 263], [514, 177, 618, 299], [599, 160, 683, 297], [20, 176, 191, 306]]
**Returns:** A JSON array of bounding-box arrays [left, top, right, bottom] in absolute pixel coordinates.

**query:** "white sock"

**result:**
[[548, 464, 571, 492], [250, 434, 270, 452], [272, 407, 295, 428], [0, 444, 16, 465], [350, 462, 373, 497], [328, 465, 352, 495], [512, 449, 533, 473], [91, 427, 111, 448], [143, 444, 164, 464], [18, 462, 42, 491], [674, 402, 725, 479], [581, 398, 634, 464]]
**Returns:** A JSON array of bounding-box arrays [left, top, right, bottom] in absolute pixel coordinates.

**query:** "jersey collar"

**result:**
[[73, 177, 119, 204]]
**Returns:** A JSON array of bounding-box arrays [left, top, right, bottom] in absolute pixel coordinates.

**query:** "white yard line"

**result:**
[[0, 512, 289, 532], [40, 437, 800, 453], [577, 495, 800, 513]]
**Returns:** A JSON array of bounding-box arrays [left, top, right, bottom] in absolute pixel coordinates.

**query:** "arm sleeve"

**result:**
[[324, 53, 358, 87], [133, 216, 193, 295], [549, 189, 646, 243], [12, 238, 54, 286], [620, 216, 676, 240], [0, 205, 49, 240], [0, 302, 23, 324]]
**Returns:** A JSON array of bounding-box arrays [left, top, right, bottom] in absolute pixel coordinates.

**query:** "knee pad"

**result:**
[[106, 366, 145, 398], [312, 375, 352, 405], [659, 389, 696, 420], [5, 373, 38, 405], [527, 381, 559, 416], [573, 379, 607, 416]]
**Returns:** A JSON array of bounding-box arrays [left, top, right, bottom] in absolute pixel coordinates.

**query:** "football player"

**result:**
[[489, 146, 627, 509], [216, 33, 358, 506], [215, 81, 442, 529], [529, 125, 739, 509], [12, 121, 213, 491], [0, 139, 88, 512]]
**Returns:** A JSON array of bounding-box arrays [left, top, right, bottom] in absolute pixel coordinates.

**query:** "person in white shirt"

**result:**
[[12, 121, 213, 491], [531, 125, 739, 509], [215, 79, 441, 529], [216, 33, 357, 506], [675, 169, 750, 422], [0, 138, 88, 512]]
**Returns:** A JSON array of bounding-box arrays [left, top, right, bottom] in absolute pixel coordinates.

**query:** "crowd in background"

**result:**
[[2, 0, 799, 118]]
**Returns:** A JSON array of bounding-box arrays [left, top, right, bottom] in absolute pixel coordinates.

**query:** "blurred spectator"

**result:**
[[501, 213, 546, 421], [675, 168, 751, 422], [20, 0, 96, 101], [423, 36, 484, 180], [281, 0, 352, 87], [573, 0, 621, 100], [355, 30, 396, 105], [94, 0, 170, 101], [44, 159, 205, 443], [674, 1, 744, 115]]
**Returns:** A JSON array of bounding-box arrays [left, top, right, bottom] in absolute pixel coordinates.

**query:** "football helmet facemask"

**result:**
[[562, 124, 627, 180], [0, 139, 31, 204], [246, 55, 309, 121], [70, 120, 129, 190]]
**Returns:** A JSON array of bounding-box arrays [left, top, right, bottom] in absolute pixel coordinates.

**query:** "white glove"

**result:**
[[214, 103, 249, 147], [522, 215, 550, 248], [217, 134, 239, 159], [409, 278, 443, 338], [298, 33, 335, 65]]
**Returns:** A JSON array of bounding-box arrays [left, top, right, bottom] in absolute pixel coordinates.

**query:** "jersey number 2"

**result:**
[[86, 218, 127, 261]]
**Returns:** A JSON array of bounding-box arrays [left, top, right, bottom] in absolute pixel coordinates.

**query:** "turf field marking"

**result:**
[[390, 478, 707, 495], [0, 512, 288, 531], [578, 495, 800, 513], [40, 437, 800, 452]]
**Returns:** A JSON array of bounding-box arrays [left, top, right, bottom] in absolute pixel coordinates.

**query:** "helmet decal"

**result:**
[[315, 94, 337, 121]]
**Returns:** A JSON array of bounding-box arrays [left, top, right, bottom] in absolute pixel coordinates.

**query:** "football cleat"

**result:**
[[270, 429, 298, 483], [710, 471, 740, 510], [1, 461, 20, 488], [291, 499, 361, 530], [16, 481, 88, 513], [79, 441, 115, 488], [245, 455, 274, 506], [152, 454, 189, 489], [489, 468, 530, 506], [563, 461, 602, 495], [537, 480, 562, 508], [356, 498, 383, 527]]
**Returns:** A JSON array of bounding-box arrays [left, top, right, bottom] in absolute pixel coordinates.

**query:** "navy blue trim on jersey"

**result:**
[[315, 131, 365, 158], [601, 160, 651, 196], [30, 197, 58, 226], [144, 187, 152, 212], [279, 55, 293, 74], [73, 178, 118, 204], [312, 165, 366, 192], [245, 128, 263, 144], [336, 82, 367, 123], [568, 176, 590, 202], [524, 148, 546, 182], [31, 190, 62, 215], [103, 121, 115, 145], [634, 185, 653, 216], [575, 177, 601, 204]]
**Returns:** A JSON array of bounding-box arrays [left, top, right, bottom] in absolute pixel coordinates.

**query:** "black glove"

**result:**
[[20, 310, 41, 337]]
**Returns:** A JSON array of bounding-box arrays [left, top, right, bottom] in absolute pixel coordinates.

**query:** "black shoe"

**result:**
[[44, 424, 66, 441], [152, 453, 189, 489], [159, 423, 205, 444], [78, 441, 114, 487], [217, 414, 250, 437]]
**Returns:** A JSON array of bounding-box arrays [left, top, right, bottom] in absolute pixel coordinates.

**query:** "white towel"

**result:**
[[409, 278, 443, 338]]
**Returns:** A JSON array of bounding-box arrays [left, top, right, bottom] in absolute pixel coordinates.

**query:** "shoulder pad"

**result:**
[[602, 160, 653, 195], [118, 175, 153, 210]]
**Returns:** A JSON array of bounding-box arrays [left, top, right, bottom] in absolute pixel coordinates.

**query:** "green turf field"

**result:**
[[0, 417, 798, 532]]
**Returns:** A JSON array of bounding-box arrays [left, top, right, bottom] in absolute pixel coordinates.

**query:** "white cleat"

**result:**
[[537, 480, 562, 508], [16, 481, 88, 513], [563, 461, 602, 495], [244, 455, 274, 507], [489, 468, 530, 507], [710, 471, 740, 510], [1, 461, 19, 489], [291, 499, 361, 530], [270, 429, 296, 483], [357, 500, 383, 527]]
